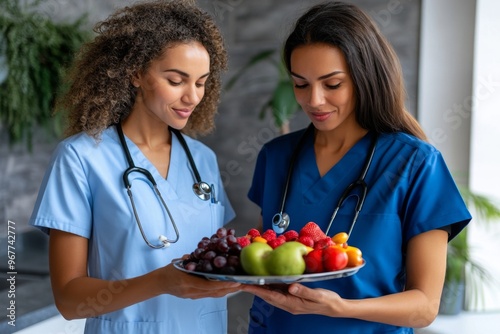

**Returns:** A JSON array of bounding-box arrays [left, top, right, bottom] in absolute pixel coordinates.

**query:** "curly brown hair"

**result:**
[[57, 0, 227, 138]]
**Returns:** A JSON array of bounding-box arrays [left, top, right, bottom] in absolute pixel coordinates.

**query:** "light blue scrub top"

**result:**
[[30, 126, 235, 334], [248, 128, 471, 334]]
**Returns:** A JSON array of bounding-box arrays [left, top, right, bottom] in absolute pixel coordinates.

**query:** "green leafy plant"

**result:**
[[441, 187, 500, 314], [225, 49, 300, 134], [0, 0, 91, 149]]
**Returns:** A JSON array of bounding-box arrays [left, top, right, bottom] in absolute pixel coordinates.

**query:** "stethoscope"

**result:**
[[272, 123, 378, 238], [116, 122, 215, 249]]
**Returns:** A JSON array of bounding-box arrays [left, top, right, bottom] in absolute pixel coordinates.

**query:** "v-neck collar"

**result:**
[[111, 126, 180, 200], [298, 131, 373, 205]]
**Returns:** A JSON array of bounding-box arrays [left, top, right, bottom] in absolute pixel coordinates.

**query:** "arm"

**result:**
[[242, 229, 448, 328], [50, 229, 240, 320]]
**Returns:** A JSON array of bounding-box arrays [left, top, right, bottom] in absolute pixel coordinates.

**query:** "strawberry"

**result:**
[[283, 230, 299, 241], [299, 222, 327, 243], [261, 229, 277, 242], [314, 237, 335, 250], [277, 235, 287, 242], [297, 235, 314, 248], [237, 236, 251, 248], [268, 237, 285, 249], [304, 248, 324, 273], [246, 228, 261, 239]]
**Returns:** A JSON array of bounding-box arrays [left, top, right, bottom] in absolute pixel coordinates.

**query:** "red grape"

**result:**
[[213, 255, 227, 269]]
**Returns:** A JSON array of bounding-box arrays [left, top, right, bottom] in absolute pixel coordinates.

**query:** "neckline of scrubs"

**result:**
[[109, 126, 181, 200], [298, 131, 373, 204]]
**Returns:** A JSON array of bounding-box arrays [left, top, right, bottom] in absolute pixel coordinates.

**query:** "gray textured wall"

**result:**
[[200, 0, 421, 235], [1, 0, 421, 237], [0, 1, 421, 331]]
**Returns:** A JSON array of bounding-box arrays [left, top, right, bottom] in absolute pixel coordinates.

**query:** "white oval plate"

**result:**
[[173, 260, 365, 285]]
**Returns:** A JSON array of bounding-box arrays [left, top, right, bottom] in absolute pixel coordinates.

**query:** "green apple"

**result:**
[[240, 242, 273, 275], [266, 241, 308, 276]]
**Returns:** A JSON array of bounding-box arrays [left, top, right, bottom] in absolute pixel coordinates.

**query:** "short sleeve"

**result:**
[[29, 142, 92, 238], [403, 150, 471, 242]]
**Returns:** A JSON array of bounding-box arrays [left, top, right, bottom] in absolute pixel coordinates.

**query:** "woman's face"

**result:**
[[290, 43, 357, 132], [132, 41, 210, 130]]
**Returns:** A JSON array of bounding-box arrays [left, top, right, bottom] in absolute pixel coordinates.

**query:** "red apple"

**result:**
[[304, 248, 324, 273]]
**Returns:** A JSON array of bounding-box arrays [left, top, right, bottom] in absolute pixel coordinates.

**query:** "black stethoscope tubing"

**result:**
[[272, 123, 378, 238], [325, 130, 378, 237], [172, 127, 213, 201], [116, 122, 212, 248], [272, 125, 315, 232]]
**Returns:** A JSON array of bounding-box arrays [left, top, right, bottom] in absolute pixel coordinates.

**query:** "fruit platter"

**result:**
[[174, 222, 365, 285]]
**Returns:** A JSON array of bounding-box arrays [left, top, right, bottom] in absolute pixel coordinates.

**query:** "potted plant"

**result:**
[[225, 49, 299, 135], [439, 188, 500, 315], [0, 0, 90, 150]]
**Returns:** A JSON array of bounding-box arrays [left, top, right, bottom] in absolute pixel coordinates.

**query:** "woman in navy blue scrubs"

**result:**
[[242, 2, 471, 333]]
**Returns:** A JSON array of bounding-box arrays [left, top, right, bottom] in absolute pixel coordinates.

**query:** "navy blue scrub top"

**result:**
[[247, 128, 471, 334]]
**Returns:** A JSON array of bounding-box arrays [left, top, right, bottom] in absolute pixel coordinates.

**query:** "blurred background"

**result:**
[[1, 0, 499, 333]]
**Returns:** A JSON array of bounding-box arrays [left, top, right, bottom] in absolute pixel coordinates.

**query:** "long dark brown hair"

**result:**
[[283, 1, 426, 140], [57, 0, 227, 138]]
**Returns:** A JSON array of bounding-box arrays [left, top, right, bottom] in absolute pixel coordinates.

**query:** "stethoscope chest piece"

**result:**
[[272, 212, 290, 234], [193, 181, 212, 201]]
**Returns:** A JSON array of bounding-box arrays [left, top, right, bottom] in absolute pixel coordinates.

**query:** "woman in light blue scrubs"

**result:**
[[29, 1, 240, 333], [242, 2, 471, 333]]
